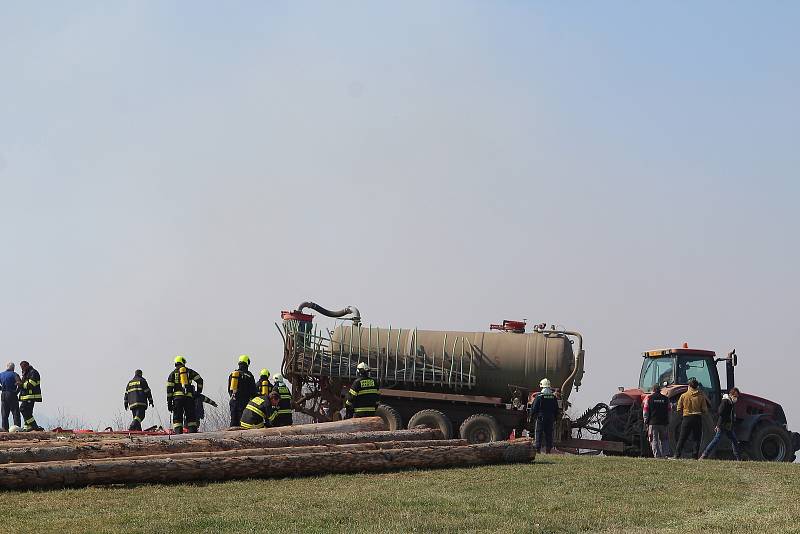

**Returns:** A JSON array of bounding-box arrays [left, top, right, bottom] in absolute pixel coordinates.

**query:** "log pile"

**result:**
[[0, 417, 536, 490]]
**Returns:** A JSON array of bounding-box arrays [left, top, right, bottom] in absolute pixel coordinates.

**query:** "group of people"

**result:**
[[0, 361, 43, 431], [643, 378, 741, 460], [122, 355, 380, 434]]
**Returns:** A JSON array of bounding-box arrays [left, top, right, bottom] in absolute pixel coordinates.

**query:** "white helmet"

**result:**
[[273, 374, 284, 384], [539, 378, 551, 388], [357, 362, 370, 372], [8, 425, 21, 433]]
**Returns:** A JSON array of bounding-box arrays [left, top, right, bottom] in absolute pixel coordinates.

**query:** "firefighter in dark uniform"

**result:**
[[124, 369, 154, 430], [345, 362, 379, 419], [239, 391, 279, 429], [271, 374, 293, 426], [528, 378, 560, 454], [227, 355, 257, 427], [256, 368, 272, 396], [166, 356, 204, 434], [18, 361, 43, 431]]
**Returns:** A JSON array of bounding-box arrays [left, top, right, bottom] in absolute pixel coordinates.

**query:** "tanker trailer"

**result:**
[[278, 301, 589, 444]]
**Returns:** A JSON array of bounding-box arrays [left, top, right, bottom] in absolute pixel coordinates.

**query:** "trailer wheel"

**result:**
[[376, 404, 403, 431], [459, 414, 504, 444], [408, 409, 453, 439], [748, 424, 793, 462]]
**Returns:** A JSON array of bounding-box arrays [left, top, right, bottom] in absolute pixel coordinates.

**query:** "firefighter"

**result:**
[[124, 369, 154, 431], [529, 378, 559, 454], [271, 374, 293, 426], [227, 355, 257, 427], [344, 362, 379, 419], [18, 361, 43, 431], [256, 368, 273, 396], [194, 393, 219, 431], [239, 391, 279, 429], [166, 356, 204, 434]]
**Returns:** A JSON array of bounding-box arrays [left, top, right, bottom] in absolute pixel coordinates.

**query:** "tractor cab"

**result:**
[[638, 344, 728, 407]]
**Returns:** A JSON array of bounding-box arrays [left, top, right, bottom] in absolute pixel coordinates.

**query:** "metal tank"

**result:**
[[280, 301, 585, 404], [328, 325, 584, 402]]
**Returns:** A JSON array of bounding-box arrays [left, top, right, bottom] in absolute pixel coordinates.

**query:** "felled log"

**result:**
[[136, 417, 386, 442], [0, 428, 443, 464], [15, 439, 466, 463], [0, 439, 536, 490]]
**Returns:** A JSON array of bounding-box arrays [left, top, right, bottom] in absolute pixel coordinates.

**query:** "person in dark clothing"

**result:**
[[166, 356, 204, 434], [239, 391, 279, 429], [700, 387, 742, 460], [18, 361, 43, 431], [643, 383, 671, 458], [672, 378, 710, 459], [529, 378, 560, 453], [194, 393, 219, 431], [124, 370, 154, 431], [345, 363, 379, 419], [271, 374, 293, 426], [227, 355, 257, 427], [0, 362, 22, 430]]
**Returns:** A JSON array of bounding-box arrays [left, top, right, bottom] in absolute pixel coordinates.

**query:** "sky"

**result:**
[[0, 2, 798, 433]]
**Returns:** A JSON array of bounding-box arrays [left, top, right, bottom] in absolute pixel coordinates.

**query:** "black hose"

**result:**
[[296, 301, 361, 325]]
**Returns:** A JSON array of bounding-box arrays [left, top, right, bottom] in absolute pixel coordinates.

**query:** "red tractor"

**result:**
[[600, 344, 800, 461]]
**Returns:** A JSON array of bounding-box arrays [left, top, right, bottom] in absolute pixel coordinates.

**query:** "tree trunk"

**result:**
[[23, 439, 467, 462], [136, 417, 386, 442], [0, 439, 536, 490], [0, 428, 443, 464]]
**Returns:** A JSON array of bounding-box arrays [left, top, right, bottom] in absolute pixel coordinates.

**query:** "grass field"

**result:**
[[0, 454, 797, 534]]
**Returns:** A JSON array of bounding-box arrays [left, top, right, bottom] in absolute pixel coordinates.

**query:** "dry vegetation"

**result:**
[[0, 454, 796, 533]]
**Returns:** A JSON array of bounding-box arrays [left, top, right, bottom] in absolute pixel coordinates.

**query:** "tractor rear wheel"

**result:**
[[748, 424, 793, 462], [375, 404, 403, 431], [459, 414, 504, 444], [408, 409, 453, 440]]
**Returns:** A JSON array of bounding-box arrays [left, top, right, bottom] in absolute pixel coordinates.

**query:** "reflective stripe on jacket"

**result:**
[[345, 376, 379, 413], [125, 376, 153, 408], [240, 395, 277, 428], [166, 367, 204, 403], [19, 368, 42, 402]]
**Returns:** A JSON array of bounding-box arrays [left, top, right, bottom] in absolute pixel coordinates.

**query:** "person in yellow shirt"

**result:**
[[672, 379, 710, 459]]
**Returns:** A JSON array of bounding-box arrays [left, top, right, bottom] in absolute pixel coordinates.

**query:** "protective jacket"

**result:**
[[643, 391, 670, 426], [240, 395, 276, 429], [125, 376, 153, 409], [273, 383, 293, 425], [529, 389, 559, 422], [345, 375, 379, 417], [227, 364, 257, 401], [166, 366, 204, 404], [19, 367, 42, 402]]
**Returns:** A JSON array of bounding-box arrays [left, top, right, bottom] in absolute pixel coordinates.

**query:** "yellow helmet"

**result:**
[[260, 368, 270, 378], [238, 354, 251, 365], [539, 378, 551, 388], [174, 355, 187, 365]]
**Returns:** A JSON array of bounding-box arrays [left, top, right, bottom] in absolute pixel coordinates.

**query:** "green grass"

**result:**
[[0, 455, 797, 534]]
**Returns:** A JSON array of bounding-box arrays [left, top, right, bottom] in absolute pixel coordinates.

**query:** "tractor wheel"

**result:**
[[375, 404, 403, 431], [459, 414, 504, 444], [408, 409, 453, 440], [748, 424, 793, 462]]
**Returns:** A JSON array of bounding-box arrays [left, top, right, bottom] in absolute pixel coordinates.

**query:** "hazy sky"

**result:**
[[1, 3, 798, 432]]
